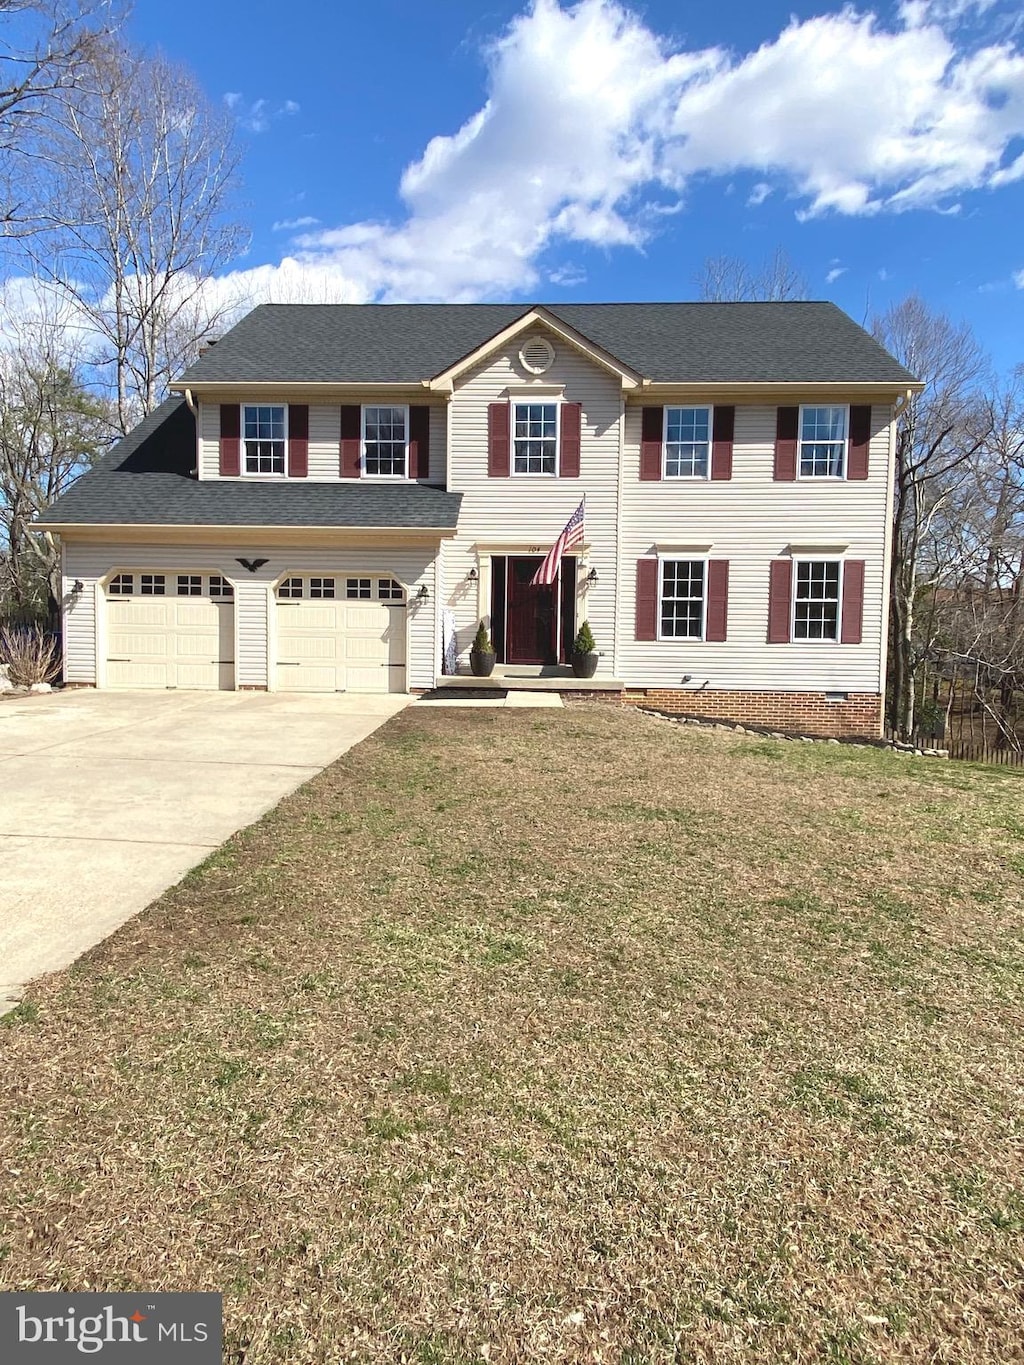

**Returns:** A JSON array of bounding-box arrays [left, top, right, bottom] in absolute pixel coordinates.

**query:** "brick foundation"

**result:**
[[620, 689, 883, 740]]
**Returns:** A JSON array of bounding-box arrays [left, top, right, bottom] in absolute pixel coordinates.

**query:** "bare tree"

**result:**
[[871, 295, 991, 739], [0, 0, 115, 229], [695, 247, 808, 302], [32, 39, 245, 430], [0, 290, 111, 610]]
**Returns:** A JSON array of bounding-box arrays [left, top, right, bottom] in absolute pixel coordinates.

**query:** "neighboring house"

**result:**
[[38, 302, 920, 737]]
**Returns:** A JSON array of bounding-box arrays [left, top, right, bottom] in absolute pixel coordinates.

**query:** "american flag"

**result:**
[[531, 498, 586, 586]]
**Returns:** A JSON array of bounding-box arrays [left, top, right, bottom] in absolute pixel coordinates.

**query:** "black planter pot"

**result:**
[[470, 649, 496, 678], [571, 651, 599, 680]]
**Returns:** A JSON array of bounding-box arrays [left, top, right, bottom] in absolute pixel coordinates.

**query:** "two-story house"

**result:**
[[38, 302, 919, 738]]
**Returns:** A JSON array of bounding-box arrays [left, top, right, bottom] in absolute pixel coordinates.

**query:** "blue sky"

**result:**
[[128, 0, 1024, 371]]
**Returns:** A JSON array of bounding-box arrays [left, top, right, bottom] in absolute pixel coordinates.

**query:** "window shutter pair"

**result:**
[[634, 560, 729, 642], [218, 403, 309, 477], [639, 406, 735, 481], [487, 401, 582, 477], [767, 559, 865, 643], [342, 404, 430, 480], [773, 405, 872, 481]]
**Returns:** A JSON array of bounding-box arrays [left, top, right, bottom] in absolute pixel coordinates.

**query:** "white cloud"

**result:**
[[18, 1, 1024, 316], [826, 266, 848, 283], [257, 0, 1024, 303], [747, 181, 772, 207], [272, 216, 321, 232], [1013, 268, 1024, 288], [223, 93, 301, 134]]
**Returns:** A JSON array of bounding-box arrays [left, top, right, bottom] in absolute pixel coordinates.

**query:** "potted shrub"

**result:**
[[570, 621, 599, 679], [469, 620, 496, 677]]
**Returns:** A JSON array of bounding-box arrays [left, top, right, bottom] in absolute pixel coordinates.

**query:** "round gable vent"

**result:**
[[519, 335, 555, 375]]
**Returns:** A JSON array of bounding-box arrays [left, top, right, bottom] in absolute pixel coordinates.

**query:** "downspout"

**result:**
[[182, 387, 198, 416]]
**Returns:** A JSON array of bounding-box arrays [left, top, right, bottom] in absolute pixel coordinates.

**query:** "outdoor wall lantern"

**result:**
[[587, 567, 599, 584], [466, 567, 478, 582], [415, 584, 429, 601]]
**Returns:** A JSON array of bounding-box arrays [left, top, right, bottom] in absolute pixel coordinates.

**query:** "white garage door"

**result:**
[[105, 572, 235, 690], [275, 575, 407, 693]]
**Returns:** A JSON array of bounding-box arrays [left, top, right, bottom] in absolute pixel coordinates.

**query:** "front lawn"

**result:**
[[1, 706, 1022, 1362]]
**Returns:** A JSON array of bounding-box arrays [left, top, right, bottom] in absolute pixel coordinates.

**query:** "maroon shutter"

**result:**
[[774, 406, 798, 481], [288, 404, 308, 478], [767, 559, 793, 643], [635, 559, 658, 641], [340, 404, 361, 478], [848, 405, 871, 480], [409, 405, 430, 479], [640, 406, 663, 481], [560, 401, 581, 478], [710, 406, 734, 481], [841, 559, 865, 644], [705, 560, 729, 641], [219, 404, 240, 477], [488, 401, 510, 477]]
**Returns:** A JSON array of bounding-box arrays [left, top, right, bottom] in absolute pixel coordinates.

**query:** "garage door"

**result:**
[[105, 572, 235, 689], [275, 575, 407, 693]]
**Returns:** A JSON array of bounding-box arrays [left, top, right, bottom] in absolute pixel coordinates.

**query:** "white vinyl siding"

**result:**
[[618, 402, 892, 692], [61, 541, 439, 691], [439, 328, 620, 672], [198, 399, 447, 483]]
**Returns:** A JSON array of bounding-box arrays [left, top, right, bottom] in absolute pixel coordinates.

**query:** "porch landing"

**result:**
[[433, 664, 624, 693]]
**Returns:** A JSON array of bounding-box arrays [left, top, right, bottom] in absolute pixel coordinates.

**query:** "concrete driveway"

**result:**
[[0, 689, 409, 1008]]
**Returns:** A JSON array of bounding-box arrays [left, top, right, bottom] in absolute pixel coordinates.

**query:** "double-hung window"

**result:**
[[793, 560, 841, 640], [243, 405, 286, 475], [799, 406, 847, 478], [513, 402, 557, 475], [363, 406, 408, 477], [665, 407, 711, 478], [660, 560, 705, 639]]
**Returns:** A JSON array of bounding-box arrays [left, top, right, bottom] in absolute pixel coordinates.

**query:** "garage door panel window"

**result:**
[[140, 574, 166, 596], [278, 578, 303, 599], [310, 577, 336, 599], [177, 575, 203, 596], [243, 404, 286, 475], [109, 573, 133, 595], [378, 579, 403, 600], [346, 578, 372, 599], [209, 575, 234, 598]]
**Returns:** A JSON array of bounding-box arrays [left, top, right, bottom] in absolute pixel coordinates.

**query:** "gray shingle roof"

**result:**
[[38, 399, 463, 530], [176, 301, 917, 386]]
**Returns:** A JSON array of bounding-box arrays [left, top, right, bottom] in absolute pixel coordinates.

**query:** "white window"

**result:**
[[513, 402, 558, 475], [243, 404, 286, 475], [209, 575, 233, 599], [109, 573, 133, 595], [665, 407, 711, 478], [378, 579, 403, 600], [363, 406, 408, 477], [177, 574, 202, 596], [660, 560, 705, 639], [794, 560, 841, 640], [309, 577, 335, 599], [799, 406, 847, 478], [278, 577, 303, 599], [346, 578, 371, 599], [140, 574, 165, 596]]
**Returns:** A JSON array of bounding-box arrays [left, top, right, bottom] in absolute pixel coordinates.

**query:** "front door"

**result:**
[[505, 557, 556, 664]]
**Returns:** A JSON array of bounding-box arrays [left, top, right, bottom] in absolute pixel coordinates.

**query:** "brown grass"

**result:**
[[1, 706, 1023, 1363]]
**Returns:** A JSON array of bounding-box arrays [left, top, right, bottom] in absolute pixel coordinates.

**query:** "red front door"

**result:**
[[505, 557, 556, 665]]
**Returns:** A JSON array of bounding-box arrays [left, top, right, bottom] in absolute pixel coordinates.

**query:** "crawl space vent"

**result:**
[[519, 336, 555, 375]]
